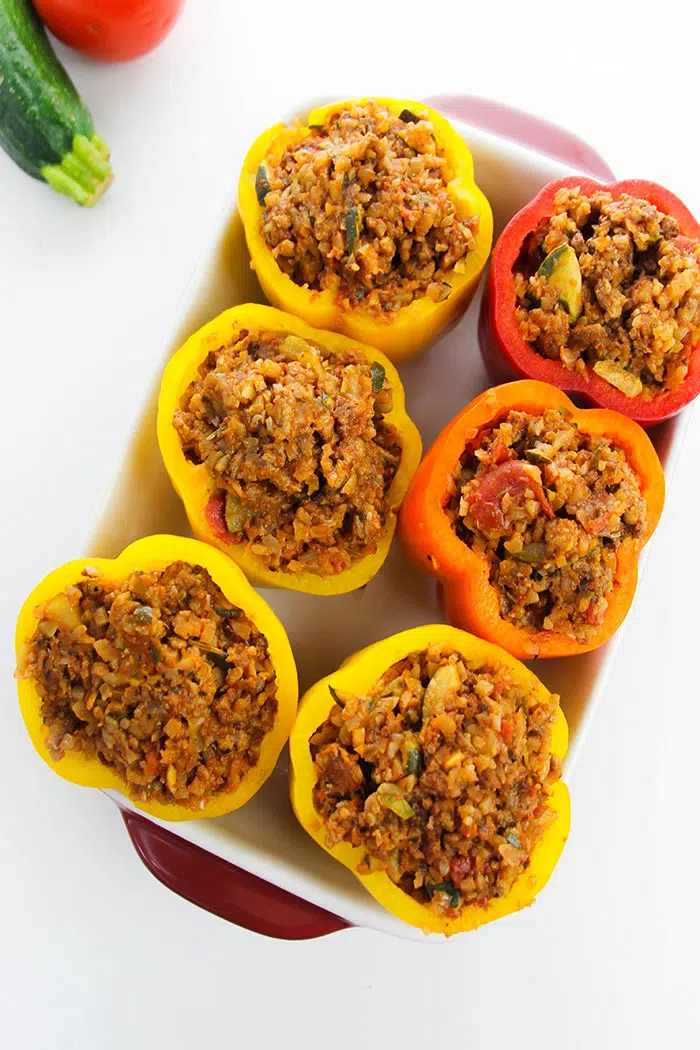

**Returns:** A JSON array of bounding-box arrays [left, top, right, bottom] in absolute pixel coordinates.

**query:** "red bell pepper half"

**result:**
[[479, 176, 700, 426]]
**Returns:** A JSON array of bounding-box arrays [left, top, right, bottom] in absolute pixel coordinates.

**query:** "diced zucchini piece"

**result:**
[[404, 748, 422, 776], [428, 281, 452, 303], [255, 163, 271, 206], [537, 244, 583, 321], [524, 447, 552, 465], [592, 360, 644, 398], [377, 784, 415, 820], [328, 685, 356, 709], [345, 205, 361, 255], [224, 493, 251, 534], [370, 361, 386, 392], [401, 733, 422, 776], [513, 542, 548, 564], [426, 880, 461, 910]]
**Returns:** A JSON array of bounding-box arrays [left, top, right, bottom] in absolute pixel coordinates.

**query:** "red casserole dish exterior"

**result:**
[[480, 176, 700, 426]]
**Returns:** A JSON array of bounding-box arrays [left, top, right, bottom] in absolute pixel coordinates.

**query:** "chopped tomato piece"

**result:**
[[467, 461, 554, 534], [500, 718, 514, 744], [488, 431, 515, 465], [450, 856, 473, 883], [145, 751, 160, 775]]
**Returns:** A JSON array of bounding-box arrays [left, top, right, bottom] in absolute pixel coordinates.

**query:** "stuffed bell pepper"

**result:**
[[482, 177, 700, 425], [290, 625, 570, 936], [400, 381, 664, 658], [158, 304, 422, 595], [15, 535, 298, 822], [239, 98, 493, 363]]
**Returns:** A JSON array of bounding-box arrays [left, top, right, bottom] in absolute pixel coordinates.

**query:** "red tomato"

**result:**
[[33, 0, 185, 62]]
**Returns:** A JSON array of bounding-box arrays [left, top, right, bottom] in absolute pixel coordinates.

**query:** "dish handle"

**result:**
[[425, 95, 615, 182], [121, 808, 350, 941]]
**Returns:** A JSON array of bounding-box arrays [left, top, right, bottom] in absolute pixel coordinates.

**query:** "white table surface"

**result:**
[[2, 3, 699, 1047]]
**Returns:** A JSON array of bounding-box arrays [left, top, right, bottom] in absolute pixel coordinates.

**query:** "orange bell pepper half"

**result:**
[[399, 380, 665, 658]]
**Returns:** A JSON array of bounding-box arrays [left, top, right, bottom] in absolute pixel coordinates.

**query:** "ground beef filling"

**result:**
[[17, 562, 278, 809], [311, 646, 561, 916], [514, 188, 700, 397], [174, 329, 401, 577], [448, 409, 646, 643], [259, 101, 479, 314]]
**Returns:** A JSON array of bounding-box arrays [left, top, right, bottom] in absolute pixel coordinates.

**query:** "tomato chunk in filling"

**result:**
[[311, 645, 562, 916], [17, 562, 278, 808], [259, 100, 480, 315], [448, 409, 646, 642], [514, 187, 700, 398]]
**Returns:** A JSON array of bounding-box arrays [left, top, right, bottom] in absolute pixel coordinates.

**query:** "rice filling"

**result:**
[[311, 645, 562, 916], [174, 329, 401, 576], [17, 562, 278, 808], [448, 409, 646, 642], [259, 101, 479, 315], [514, 187, 700, 397]]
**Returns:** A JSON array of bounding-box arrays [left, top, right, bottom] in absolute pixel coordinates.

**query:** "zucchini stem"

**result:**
[[41, 133, 114, 207]]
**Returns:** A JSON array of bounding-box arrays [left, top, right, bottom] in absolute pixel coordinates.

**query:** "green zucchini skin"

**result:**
[[0, 0, 112, 205]]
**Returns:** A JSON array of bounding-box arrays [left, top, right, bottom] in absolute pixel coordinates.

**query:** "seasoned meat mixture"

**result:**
[[17, 562, 278, 808], [448, 410, 646, 643], [311, 646, 562, 916], [514, 187, 700, 397], [174, 329, 401, 576], [258, 101, 480, 315]]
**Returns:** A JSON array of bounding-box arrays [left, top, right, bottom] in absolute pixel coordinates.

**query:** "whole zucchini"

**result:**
[[0, 0, 113, 205]]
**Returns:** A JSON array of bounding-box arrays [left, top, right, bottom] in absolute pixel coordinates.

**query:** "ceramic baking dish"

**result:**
[[85, 95, 691, 942]]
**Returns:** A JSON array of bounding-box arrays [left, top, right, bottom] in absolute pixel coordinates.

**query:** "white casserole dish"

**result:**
[[86, 95, 689, 942]]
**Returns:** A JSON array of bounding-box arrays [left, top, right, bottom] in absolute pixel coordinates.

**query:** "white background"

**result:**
[[2, 2, 699, 1047]]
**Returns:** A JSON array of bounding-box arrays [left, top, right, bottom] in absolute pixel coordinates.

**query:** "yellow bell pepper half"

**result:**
[[15, 535, 298, 823], [289, 625, 570, 936], [239, 98, 494, 363], [157, 304, 422, 595]]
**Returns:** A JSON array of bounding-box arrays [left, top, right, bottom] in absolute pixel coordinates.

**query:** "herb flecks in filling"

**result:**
[[17, 563, 277, 809], [174, 329, 401, 577], [514, 188, 700, 398], [259, 101, 479, 315], [311, 646, 562, 916], [448, 409, 646, 643]]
